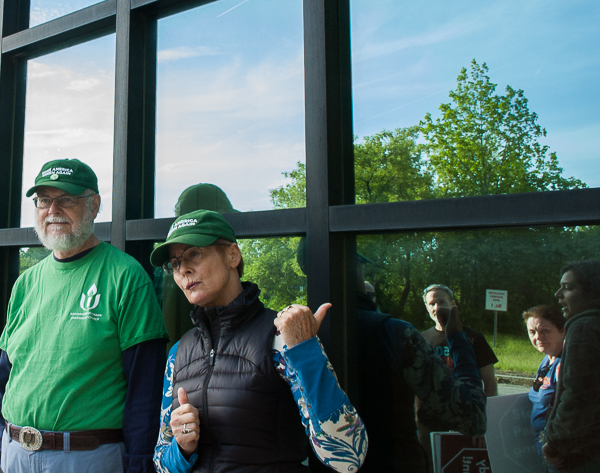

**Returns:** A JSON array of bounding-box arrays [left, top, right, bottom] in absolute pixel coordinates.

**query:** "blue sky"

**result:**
[[21, 0, 599, 225]]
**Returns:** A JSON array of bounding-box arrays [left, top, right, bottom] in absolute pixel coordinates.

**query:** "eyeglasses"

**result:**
[[162, 243, 231, 275], [532, 365, 550, 392], [34, 194, 95, 209]]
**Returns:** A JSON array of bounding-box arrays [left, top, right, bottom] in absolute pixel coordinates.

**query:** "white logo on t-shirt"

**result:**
[[80, 284, 101, 311]]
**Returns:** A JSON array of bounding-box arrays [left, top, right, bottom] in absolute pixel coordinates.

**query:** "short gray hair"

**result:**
[[422, 284, 454, 303]]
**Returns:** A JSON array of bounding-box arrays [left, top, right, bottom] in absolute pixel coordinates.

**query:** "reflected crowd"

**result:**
[[0, 164, 598, 473]]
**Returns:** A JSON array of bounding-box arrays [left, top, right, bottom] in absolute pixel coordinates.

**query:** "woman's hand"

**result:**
[[274, 303, 331, 348], [170, 387, 200, 458]]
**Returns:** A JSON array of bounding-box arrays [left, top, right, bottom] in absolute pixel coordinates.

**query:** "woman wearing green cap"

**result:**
[[151, 210, 367, 473]]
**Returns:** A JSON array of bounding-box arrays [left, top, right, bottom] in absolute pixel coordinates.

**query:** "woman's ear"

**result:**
[[228, 243, 242, 270]]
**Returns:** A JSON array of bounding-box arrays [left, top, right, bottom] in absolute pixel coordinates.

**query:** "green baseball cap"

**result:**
[[26, 159, 99, 197], [150, 209, 237, 267]]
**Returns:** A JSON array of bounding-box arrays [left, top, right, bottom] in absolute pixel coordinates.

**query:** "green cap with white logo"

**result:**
[[150, 209, 237, 267], [26, 159, 99, 197]]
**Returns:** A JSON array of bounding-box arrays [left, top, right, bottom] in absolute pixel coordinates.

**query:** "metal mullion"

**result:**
[[0, 223, 111, 247], [131, 0, 217, 19], [126, 208, 308, 242], [303, 0, 355, 401], [122, 10, 157, 274], [111, 0, 132, 250], [329, 188, 600, 234], [2, 0, 116, 58], [0, 0, 29, 326]]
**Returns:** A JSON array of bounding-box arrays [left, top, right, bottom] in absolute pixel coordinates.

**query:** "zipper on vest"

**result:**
[[205, 346, 217, 473]]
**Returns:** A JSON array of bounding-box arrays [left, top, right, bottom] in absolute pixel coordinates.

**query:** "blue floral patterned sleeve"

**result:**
[[153, 337, 368, 473], [153, 342, 197, 473], [275, 335, 368, 472]]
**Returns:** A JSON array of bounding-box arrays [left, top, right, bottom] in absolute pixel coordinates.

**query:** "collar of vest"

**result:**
[[190, 282, 265, 333]]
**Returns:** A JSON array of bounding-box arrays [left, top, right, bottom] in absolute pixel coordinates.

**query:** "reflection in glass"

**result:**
[[352, 226, 600, 471], [155, 0, 305, 217], [30, 0, 105, 28], [357, 227, 600, 331], [156, 236, 306, 347], [19, 247, 51, 274], [20, 35, 116, 227], [350, 1, 600, 199]]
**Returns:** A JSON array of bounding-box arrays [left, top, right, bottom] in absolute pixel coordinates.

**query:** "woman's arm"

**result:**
[[274, 334, 368, 473], [153, 342, 198, 473]]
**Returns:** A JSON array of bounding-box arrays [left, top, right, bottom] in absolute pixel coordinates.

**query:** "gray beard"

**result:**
[[34, 210, 95, 253]]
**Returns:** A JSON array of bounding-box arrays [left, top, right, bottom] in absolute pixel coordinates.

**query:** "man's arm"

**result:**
[[121, 338, 168, 473], [0, 350, 11, 444], [404, 308, 486, 437], [479, 364, 498, 397]]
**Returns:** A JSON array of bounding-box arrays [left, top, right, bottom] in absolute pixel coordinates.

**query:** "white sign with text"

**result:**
[[486, 289, 507, 312]]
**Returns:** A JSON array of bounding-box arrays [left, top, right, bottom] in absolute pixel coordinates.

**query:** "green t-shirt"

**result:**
[[0, 242, 169, 431]]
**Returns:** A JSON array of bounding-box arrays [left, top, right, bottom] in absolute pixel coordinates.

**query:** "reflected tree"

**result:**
[[420, 59, 586, 196]]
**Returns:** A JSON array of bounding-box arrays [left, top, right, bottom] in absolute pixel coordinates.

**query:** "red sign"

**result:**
[[434, 433, 492, 472]]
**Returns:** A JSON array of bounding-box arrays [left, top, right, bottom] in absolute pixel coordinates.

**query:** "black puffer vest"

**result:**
[[172, 283, 308, 473]]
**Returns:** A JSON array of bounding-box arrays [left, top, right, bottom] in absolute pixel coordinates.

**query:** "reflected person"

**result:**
[[151, 210, 368, 473], [417, 284, 498, 471], [523, 305, 564, 473], [156, 183, 239, 348], [543, 261, 600, 472], [353, 259, 487, 472]]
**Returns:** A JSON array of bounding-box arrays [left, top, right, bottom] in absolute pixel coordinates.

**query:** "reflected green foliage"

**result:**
[[239, 237, 307, 310], [421, 59, 586, 197], [261, 60, 596, 334], [360, 226, 600, 334], [355, 127, 432, 203], [19, 247, 51, 274]]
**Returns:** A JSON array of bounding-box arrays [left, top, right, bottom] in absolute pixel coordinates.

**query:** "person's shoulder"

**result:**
[[462, 325, 485, 340], [13, 253, 52, 286], [94, 242, 148, 274]]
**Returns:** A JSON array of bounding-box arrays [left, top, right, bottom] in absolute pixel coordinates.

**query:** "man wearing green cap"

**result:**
[[151, 209, 367, 473], [0, 159, 169, 473]]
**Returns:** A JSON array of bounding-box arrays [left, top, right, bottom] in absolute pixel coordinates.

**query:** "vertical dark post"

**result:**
[[113, 0, 157, 272], [112, 0, 132, 251], [123, 10, 157, 274], [303, 0, 355, 388], [0, 0, 30, 326]]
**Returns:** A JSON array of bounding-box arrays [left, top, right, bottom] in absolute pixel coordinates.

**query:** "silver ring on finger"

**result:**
[[182, 423, 192, 434]]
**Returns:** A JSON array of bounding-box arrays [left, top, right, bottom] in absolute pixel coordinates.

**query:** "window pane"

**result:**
[[20, 35, 116, 227], [354, 226, 600, 470], [19, 247, 51, 274], [357, 227, 599, 332], [350, 1, 600, 203], [155, 0, 305, 218], [30, 0, 105, 28]]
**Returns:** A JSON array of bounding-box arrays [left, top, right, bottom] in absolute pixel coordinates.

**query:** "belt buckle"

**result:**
[[19, 426, 43, 451]]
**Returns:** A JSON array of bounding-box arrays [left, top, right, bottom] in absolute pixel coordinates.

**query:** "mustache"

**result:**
[[44, 216, 71, 224]]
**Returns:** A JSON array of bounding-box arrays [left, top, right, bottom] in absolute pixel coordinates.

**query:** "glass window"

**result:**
[[19, 246, 51, 274], [357, 227, 600, 332], [20, 35, 116, 227], [155, 0, 305, 218], [30, 0, 106, 28], [353, 226, 600, 470], [350, 1, 600, 203]]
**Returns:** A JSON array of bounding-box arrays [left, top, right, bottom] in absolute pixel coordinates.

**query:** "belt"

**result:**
[[6, 424, 124, 451]]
